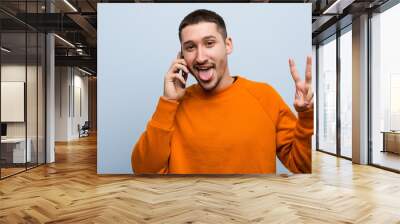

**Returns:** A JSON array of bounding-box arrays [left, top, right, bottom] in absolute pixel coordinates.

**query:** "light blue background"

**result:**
[[97, 3, 311, 174]]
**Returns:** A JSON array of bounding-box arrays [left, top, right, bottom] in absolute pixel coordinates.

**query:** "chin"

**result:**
[[199, 80, 218, 92]]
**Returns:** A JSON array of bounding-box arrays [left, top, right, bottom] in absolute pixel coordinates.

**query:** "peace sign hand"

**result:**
[[288, 56, 314, 112]]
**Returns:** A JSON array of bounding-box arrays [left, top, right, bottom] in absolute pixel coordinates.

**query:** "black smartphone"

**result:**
[[179, 51, 188, 87]]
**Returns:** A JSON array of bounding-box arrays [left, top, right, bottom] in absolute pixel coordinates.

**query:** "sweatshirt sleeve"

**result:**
[[275, 98, 313, 173], [131, 97, 179, 174]]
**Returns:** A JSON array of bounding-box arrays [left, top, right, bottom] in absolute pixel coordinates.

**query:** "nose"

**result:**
[[195, 46, 207, 64]]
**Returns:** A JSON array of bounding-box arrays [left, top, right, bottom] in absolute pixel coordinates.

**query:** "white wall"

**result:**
[[1, 65, 39, 138], [55, 67, 89, 141], [1, 65, 26, 129], [55, 66, 69, 141], [72, 72, 89, 138]]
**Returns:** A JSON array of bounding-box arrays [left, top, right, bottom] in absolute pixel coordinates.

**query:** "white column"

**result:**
[[46, 33, 55, 163], [352, 14, 369, 164], [45, 1, 56, 163]]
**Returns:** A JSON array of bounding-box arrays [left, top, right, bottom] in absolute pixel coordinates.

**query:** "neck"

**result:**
[[212, 69, 234, 93]]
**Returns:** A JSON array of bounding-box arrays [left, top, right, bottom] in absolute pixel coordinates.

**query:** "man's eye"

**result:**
[[206, 41, 214, 47], [186, 46, 194, 51]]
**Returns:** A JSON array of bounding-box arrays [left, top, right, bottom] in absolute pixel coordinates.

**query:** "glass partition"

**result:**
[[339, 27, 352, 158], [0, 1, 46, 179], [317, 35, 337, 155], [370, 3, 400, 171], [1, 31, 28, 177]]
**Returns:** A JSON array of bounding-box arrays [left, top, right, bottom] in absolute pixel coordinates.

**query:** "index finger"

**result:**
[[289, 58, 301, 83], [305, 56, 312, 84]]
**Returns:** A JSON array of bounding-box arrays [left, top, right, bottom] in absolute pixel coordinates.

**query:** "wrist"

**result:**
[[161, 95, 179, 103], [298, 108, 314, 119]]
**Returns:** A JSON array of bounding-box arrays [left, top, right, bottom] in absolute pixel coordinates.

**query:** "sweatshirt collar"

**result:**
[[193, 75, 244, 99]]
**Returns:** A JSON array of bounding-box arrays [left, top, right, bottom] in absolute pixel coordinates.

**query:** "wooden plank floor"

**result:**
[[1, 134, 400, 223], [0, 167, 26, 178]]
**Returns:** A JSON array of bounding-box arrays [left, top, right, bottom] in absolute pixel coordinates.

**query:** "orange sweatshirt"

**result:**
[[132, 76, 313, 174]]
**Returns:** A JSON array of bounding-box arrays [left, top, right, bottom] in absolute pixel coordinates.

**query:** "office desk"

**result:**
[[381, 131, 400, 154], [1, 138, 32, 163]]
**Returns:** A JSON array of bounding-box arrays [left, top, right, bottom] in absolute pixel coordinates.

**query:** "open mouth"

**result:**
[[195, 66, 214, 82]]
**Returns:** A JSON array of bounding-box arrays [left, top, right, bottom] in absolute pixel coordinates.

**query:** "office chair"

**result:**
[[79, 121, 90, 138]]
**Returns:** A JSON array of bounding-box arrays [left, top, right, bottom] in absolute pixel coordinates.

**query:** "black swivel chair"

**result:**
[[79, 121, 90, 138]]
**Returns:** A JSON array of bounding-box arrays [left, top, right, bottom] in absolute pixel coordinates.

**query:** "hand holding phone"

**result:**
[[163, 52, 189, 101]]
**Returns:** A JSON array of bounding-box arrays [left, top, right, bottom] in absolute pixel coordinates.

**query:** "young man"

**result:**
[[132, 9, 314, 174]]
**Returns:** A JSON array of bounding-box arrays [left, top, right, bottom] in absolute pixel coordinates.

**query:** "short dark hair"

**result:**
[[178, 9, 227, 42]]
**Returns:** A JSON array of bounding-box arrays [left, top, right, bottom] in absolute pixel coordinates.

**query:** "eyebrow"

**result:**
[[182, 35, 217, 46]]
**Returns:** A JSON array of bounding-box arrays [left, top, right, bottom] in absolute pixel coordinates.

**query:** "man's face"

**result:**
[[181, 22, 232, 92]]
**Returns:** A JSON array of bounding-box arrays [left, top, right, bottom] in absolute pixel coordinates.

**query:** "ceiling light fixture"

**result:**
[[1, 47, 11, 53], [78, 67, 93, 76], [54, 34, 75, 48], [63, 0, 78, 12], [323, 0, 354, 15]]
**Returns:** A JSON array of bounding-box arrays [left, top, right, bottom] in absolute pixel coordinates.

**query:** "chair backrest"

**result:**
[[82, 121, 90, 129]]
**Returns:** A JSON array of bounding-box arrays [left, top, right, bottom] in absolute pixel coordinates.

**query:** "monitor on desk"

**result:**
[[1, 123, 7, 138]]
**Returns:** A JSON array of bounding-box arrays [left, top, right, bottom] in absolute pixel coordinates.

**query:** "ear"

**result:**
[[225, 37, 233, 55]]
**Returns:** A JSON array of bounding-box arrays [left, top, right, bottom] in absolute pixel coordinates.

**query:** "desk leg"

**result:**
[[382, 133, 386, 153]]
